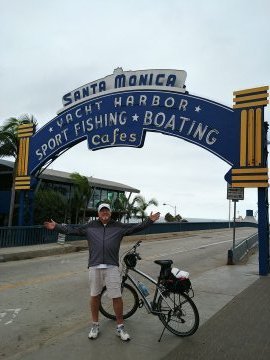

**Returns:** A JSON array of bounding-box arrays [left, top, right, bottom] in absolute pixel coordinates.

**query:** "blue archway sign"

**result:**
[[29, 89, 239, 174], [14, 68, 269, 275]]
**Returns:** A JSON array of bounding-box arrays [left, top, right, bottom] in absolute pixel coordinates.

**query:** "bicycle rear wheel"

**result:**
[[99, 282, 139, 320], [157, 291, 199, 336]]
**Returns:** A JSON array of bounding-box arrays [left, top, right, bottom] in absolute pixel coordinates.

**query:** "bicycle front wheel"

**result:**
[[157, 291, 199, 336], [99, 283, 139, 320]]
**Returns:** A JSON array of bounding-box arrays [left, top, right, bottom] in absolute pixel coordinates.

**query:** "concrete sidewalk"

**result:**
[[0, 239, 89, 262], [163, 275, 270, 360]]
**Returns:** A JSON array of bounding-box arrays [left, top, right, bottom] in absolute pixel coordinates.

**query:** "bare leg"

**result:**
[[113, 297, 124, 325], [90, 295, 101, 323]]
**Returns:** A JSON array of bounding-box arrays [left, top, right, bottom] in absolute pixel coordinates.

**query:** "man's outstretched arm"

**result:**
[[123, 211, 160, 236], [44, 219, 57, 230], [43, 219, 87, 235]]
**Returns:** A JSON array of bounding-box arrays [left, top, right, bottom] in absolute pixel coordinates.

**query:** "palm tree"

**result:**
[[124, 196, 137, 223], [0, 114, 37, 226], [34, 188, 68, 224], [132, 195, 158, 222], [112, 194, 125, 221], [112, 193, 142, 222], [70, 172, 92, 223], [113, 193, 134, 222]]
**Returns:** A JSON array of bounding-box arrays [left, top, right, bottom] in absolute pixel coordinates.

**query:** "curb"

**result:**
[[0, 243, 88, 262]]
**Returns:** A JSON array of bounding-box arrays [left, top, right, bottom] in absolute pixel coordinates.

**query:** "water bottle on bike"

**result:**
[[137, 281, 150, 297]]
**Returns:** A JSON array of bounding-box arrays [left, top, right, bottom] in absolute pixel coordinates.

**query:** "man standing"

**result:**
[[44, 203, 160, 341]]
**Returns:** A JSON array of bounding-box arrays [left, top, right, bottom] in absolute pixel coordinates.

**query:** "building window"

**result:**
[[91, 189, 101, 209], [101, 189, 108, 202], [108, 191, 115, 202]]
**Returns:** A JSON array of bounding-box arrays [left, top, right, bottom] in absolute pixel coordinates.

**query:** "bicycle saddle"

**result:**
[[154, 260, 173, 267]]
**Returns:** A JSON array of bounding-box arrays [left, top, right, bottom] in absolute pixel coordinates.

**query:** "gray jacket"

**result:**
[[55, 218, 153, 267]]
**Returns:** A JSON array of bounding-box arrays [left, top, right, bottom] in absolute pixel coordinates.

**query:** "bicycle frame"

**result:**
[[122, 265, 172, 315]]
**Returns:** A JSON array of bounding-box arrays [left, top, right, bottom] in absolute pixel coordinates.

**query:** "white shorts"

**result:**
[[89, 266, 122, 299]]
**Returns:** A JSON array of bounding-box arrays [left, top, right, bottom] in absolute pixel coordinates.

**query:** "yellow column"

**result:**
[[15, 123, 35, 190], [232, 86, 269, 188]]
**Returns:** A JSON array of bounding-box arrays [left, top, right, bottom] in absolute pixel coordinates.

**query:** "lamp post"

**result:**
[[163, 203, 177, 217]]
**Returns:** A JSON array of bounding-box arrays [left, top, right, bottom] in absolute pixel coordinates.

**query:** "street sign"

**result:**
[[227, 184, 244, 201]]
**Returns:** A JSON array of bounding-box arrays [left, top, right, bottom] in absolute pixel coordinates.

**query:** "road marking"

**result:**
[[144, 239, 234, 260], [0, 308, 21, 325], [0, 272, 74, 292]]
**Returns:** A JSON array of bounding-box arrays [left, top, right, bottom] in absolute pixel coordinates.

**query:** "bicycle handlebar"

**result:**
[[133, 240, 142, 249], [122, 240, 142, 264]]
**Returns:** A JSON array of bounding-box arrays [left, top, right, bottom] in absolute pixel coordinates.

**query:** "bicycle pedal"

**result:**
[[138, 299, 144, 308]]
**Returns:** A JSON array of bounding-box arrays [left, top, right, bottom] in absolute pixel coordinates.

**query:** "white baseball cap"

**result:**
[[98, 203, 111, 212]]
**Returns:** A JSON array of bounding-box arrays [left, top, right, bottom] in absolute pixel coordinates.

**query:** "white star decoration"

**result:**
[[132, 114, 139, 121], [49, 127, 53, 132], [195, 106, 202, 112]]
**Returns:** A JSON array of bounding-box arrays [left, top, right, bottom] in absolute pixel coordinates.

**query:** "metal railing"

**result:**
[[0, 221, 258, 248], [227, 232, 258, 264], [0, 226, 57, 248]]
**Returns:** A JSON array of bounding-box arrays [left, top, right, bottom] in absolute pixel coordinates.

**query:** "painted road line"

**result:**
[[0, 272, 75, 292], [143, 239, 234, 260], [0, 308, 21, 325]]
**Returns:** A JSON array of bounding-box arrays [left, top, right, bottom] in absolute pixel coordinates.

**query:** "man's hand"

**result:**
[[43, 219, 57, 230], [149, 212, 160, 222]]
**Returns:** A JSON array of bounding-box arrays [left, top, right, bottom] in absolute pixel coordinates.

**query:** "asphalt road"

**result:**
[[0, 227, 257, 359]]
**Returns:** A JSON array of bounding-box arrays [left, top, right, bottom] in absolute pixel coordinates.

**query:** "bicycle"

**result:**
[[99, 240, 200, 341]]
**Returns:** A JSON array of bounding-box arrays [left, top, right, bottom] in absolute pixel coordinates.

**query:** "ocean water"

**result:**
[[138, 216, 228, 223], [128, 216, 253, 223], [185, 217, 228, 223]]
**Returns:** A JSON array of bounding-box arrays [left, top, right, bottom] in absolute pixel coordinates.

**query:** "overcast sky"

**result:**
[[1, 0, 269, 220]]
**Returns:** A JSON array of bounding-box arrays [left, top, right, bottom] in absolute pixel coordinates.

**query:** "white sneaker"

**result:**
[[116, 325, 131, 341], [88, 324, 99, 339]]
